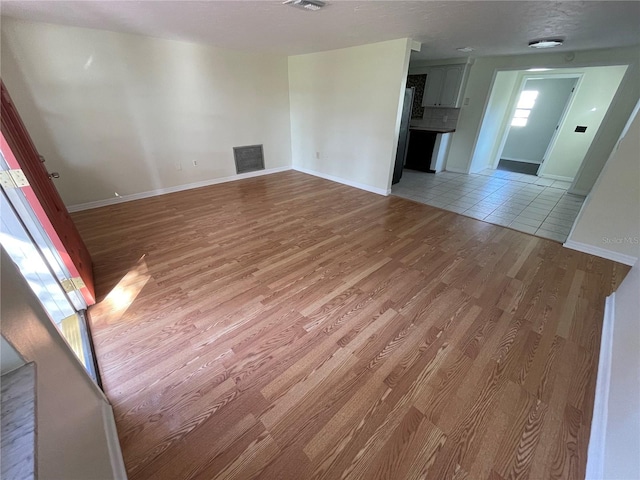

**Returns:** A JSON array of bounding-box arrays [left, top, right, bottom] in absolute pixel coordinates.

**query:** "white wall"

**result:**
[[541, 66, 626, 180], [288, 38, 412, 194], [444, 46, 639, 193], [601, 260, 640, 480], [571, 110, 639, 480], [502, 77, 577, 165], [566, 104, 639, 265], [468, 70, 519, 173], [0, 18, 292, 208], [1, 248, 125, 479]]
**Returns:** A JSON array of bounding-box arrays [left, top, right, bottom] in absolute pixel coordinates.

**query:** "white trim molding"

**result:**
[[567, 187, 590, 197], [563, 239, 637, 266], [292, 166, 390, 196], [443, 166, 469, 174], [67, 167, 291, 212], [585, 293, 616, 480], [539, 173, 575, 182], [102, 402, 128, 479]]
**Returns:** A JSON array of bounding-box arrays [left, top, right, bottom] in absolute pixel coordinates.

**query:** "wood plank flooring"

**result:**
[[72, 171, 629, 480]]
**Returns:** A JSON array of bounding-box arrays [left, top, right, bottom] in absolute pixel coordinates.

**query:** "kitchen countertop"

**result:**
[[409, 121, 455, 133]]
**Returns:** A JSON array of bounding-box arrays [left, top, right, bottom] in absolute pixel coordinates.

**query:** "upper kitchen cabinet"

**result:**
[[421, 67, 445, 107], [421, 64, 467, 108]]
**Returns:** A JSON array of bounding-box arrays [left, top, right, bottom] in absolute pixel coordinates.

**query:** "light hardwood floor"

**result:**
[[72, 171, 628, 480]]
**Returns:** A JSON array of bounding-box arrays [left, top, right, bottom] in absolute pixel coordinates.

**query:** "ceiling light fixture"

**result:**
[[283, 0, 325, 11], [456, 47, 475, 53], [528, 39, 564, 49], [527, 68, 552, 72]]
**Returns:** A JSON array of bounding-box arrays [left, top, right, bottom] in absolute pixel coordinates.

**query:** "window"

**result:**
[[511, 90, 538, 127]]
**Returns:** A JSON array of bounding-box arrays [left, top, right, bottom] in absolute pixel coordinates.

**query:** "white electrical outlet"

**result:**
[[193, 160, 198, 167], [175, 161, 182, 171], [315, 151, 320, 159]]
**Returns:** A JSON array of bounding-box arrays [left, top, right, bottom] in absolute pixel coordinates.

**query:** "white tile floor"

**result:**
[[392, 169, 586, 243]]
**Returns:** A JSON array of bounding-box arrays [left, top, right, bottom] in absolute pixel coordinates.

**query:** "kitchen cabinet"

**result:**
[[421, 64, 466, 108], [422, 68, 444, 107]]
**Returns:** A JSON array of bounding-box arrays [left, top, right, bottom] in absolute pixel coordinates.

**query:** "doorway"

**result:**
[[495, 76, 579, 176], [470, 65, 629, 191]]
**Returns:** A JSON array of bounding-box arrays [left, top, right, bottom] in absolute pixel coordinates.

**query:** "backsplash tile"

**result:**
[[420, 107, 460, 130], [407, 74, 427, 119]]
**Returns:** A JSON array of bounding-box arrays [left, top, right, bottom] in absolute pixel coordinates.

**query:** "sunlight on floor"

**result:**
[[91, 255, 151, 325]]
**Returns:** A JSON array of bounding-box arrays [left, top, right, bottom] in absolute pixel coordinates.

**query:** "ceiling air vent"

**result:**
[[233, 145, 265, 174], [283, 0, 326, 11]]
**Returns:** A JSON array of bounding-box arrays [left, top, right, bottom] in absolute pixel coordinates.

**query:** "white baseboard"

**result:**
[[102, 402, 128, 479], [585, 293, 615, 480], [443, 166, 468, 174], [539, 173, 574, 182], [563, 239, 637, 266], [568, 187, 590, 196], [292, 166, 390, 196], [67, 167, 291, 212], [468, 165, 489, 174]]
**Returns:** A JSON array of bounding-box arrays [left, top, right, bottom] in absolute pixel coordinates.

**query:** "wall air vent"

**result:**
[[233, 145, 265, 174], [283, 0, 326, 11]]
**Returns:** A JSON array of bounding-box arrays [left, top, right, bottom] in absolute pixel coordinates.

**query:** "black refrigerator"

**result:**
[[392, 87, 414, 185]]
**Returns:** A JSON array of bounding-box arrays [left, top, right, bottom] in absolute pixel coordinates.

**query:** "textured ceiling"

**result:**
[[2, 1, 639, 60]]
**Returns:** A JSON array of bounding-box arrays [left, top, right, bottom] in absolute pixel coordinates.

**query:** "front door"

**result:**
[[1, 81, 95, 304]]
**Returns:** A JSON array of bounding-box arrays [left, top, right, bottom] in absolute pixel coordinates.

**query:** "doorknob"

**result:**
[[39, 155, 46, 163], [48, 172, 60, 179]]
